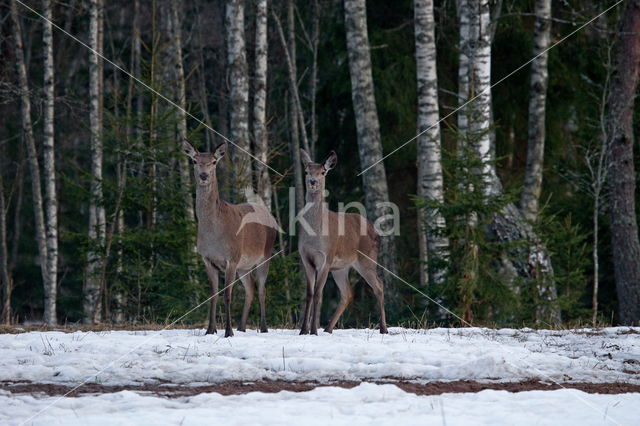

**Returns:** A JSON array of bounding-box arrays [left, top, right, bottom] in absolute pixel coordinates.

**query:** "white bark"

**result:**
[[459, 0, 560, 324], [225, 0, 251, 196], [414, 0, 448, 287], [520, 0, 552, 222], [344, 0, 397, 294], [169, 0, 195, 223], [84, 0, 106, 324], [456, 0, 470, 143], [253, 0, 272, 207], [468, 0, 499, 196], [11, 0, 52, 325], [42, 0, 59, 326]]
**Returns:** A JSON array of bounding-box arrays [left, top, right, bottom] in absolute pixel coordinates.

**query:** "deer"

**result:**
[[182, 141, 278, 338], [298, 149, 388, 335]]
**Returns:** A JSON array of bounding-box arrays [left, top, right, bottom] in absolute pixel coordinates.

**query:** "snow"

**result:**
[[0, 327, 638, 386], [1, 384, 637, 426]]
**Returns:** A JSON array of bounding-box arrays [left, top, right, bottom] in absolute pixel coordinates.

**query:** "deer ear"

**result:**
[[214, 142, 227, 159], [182, 140, 197, 159], [300, 149, 313, 167], [324, 151, 337, 171]]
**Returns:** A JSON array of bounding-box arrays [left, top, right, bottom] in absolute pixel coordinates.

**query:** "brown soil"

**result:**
[[2, 379, 639, 398]]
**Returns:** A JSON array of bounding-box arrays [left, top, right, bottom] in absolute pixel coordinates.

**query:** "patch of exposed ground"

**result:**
[[2, 379, 640, 398]]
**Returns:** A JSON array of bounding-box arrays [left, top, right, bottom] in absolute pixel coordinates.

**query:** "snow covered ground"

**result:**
[[1, 327, 638, 386], [1, 383, 638, 426], [1, 327, 639, 425]]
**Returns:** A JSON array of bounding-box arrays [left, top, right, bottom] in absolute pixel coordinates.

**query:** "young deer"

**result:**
[[298, 149, 388, 335], [183, 141, 277, 337]]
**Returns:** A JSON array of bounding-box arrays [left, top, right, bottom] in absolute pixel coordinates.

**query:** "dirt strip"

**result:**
[[2, 379, 640, 398]]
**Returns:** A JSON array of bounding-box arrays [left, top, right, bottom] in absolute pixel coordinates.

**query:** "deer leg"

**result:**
[[223, 263, 238, 337], [310, 266, 330, 335], [325, 268, 353, 334], [237, 270, 255, 332], [255, 261, 269, 333], [203, 258, 219, 335], [300, 257, 316, 335], [355, 262, 388, 334]]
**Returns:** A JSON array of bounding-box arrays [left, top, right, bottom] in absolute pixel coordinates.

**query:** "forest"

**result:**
[[1, 0, 640, 329]]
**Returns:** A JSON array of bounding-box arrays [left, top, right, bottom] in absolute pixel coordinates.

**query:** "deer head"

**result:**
[[182, 140, 226, 186], [300, 149, 337, 194]]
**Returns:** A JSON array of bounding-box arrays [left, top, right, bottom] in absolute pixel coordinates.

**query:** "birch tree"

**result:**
[[459, 0, 560, 323], [42, 0, 59, 326], [225, 0, 251, 196], [10, 0, 55, 325], [520, 0, 552, 222], [414, 0, 448, 287], [344, 0, 398, 294], [253, 0, 272, 206], [169, 0, 195, 222], [607, 0, 640, 325], [84, 0, 106, 324]]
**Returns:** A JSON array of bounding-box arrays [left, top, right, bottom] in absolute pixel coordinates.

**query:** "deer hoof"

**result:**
[[380, 327, 389, 334], [237, 327, 246, 332], [324, 328, 333, 334], [260, 327, 268, 333], [205, 328, 217, 335], [299, 328, 309, 335], [225, 329, 234, 338]]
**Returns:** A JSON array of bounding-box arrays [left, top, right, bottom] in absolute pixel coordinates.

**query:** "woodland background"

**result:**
[[1, 0, 640, 329]]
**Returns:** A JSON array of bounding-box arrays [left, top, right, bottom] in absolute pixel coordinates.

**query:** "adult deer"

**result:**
[[298, 149, 388, 335], [183, 141, 277, 337]]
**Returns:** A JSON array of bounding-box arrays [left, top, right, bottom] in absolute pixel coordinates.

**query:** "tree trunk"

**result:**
[[169, 0, 195, 223], [309, 0, 321, 158], [194, 2, 214, 152], [285, 0, 310, 155], [520, 0, 551, 222], [461, 0, 560, 324], [414, 0, 448, 287], [225, 0, 251, 198], [272, 4, 304, 212], [344, 0, 398, 298], [42, 0, 59, 326], [456, 0, 470, 144], [0, 167, 12, 324], [84, 0, 106, 324], [253, 0, 272, 207], [607, 0, 640, 326], [11, 0, 52, 325]]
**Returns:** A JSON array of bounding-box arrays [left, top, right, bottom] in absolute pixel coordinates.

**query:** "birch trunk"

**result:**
[[414, 0, 448, 287], [344, 0, 398, 297], [84, 0, 106, 324], [607, 0, 640, 325], [520, 0, 552, 222], [42, 0, 59, 326], [169, 0, 195, 223], [456, 0, 470, 144], [10, 0, 51, 325], [253, 0, 272, 207], [225, 0, 251, 197], [461, 0, 560, 324]]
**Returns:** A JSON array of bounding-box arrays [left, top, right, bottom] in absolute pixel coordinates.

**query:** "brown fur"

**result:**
[[183, 141, 277, 337], [298, 149, 388, 334]]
